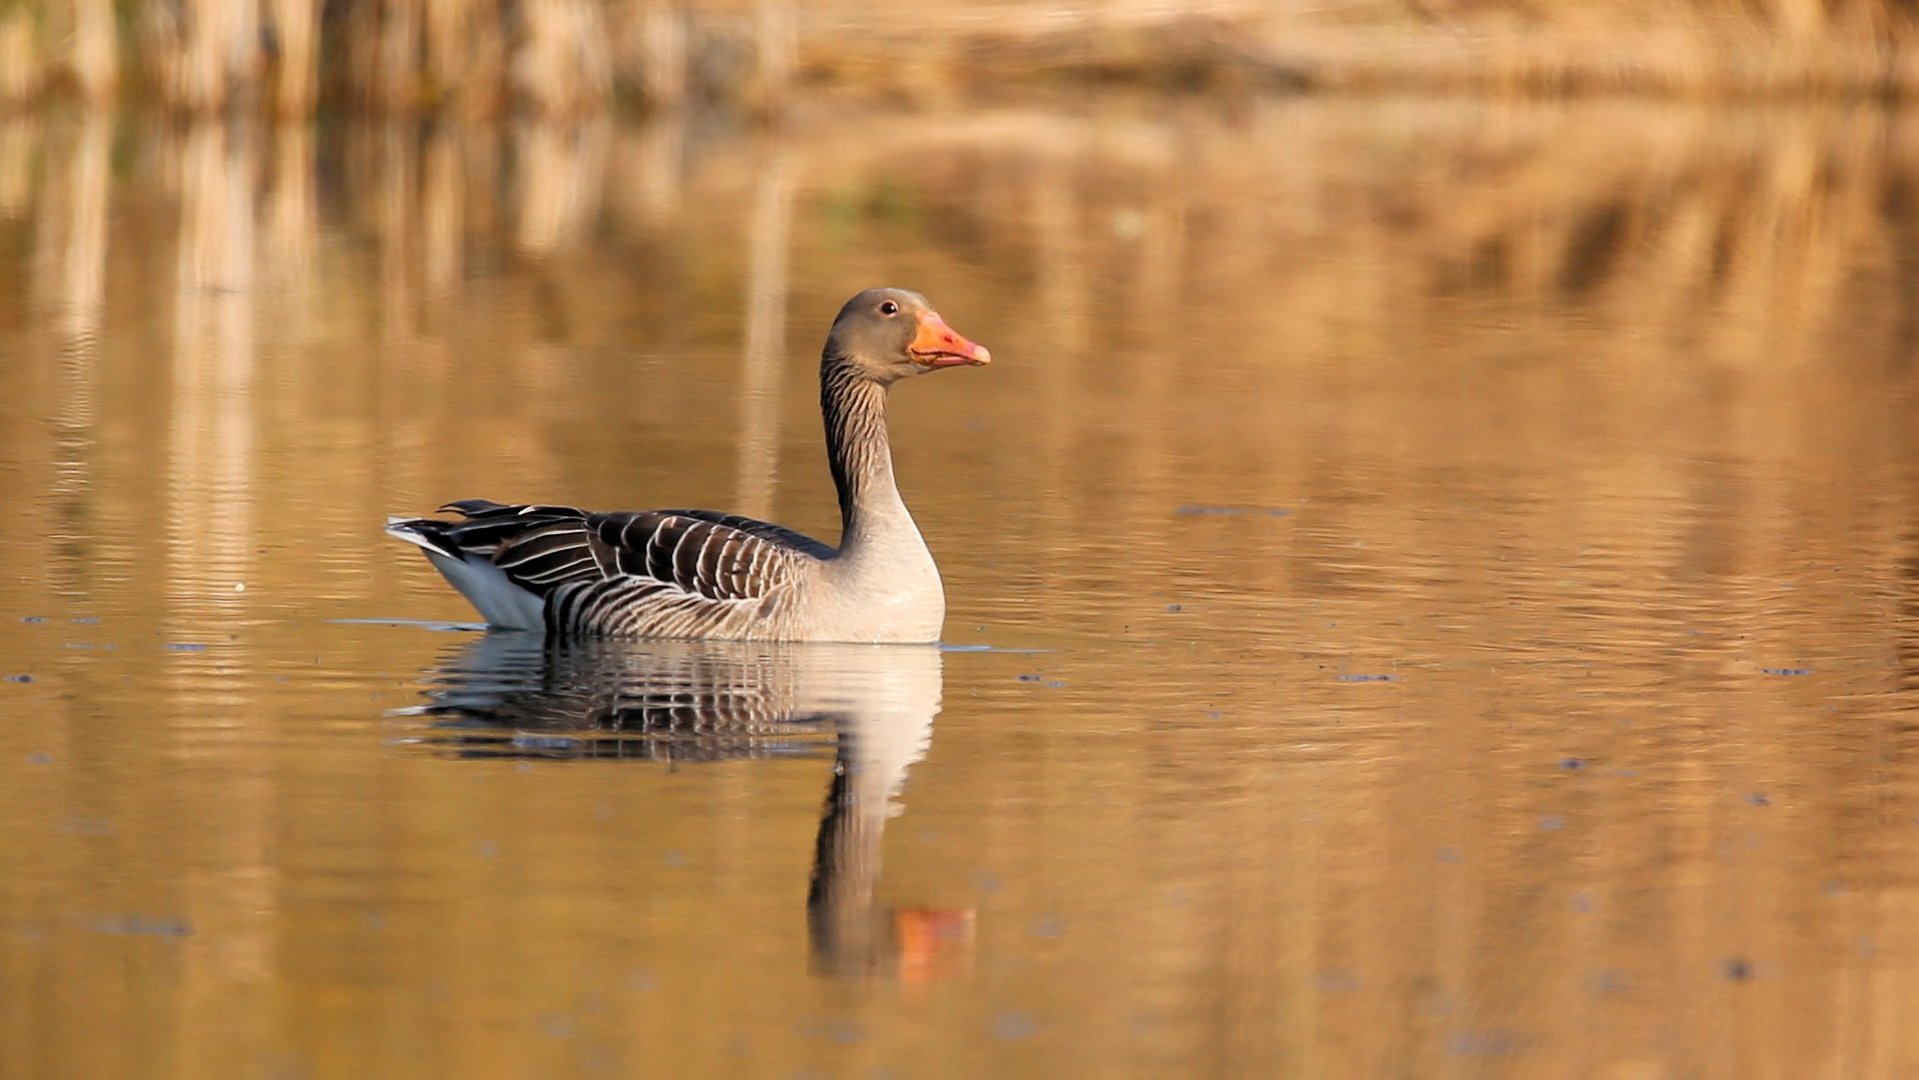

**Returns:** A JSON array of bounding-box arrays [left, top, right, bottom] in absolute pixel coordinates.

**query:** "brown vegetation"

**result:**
[[6, 1, 1919, 113]]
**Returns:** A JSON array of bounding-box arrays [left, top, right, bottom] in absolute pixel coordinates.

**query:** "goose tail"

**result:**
[[385, 516, 547, 631]]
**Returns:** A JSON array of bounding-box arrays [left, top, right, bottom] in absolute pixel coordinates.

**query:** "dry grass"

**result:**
[[3, 1, 1919, 113]]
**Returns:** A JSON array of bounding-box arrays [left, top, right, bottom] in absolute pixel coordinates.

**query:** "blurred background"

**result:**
[[9, 0, 1919, 111], [5, 3, 1919, 1079]]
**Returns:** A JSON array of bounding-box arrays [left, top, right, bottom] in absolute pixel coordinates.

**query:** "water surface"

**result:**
[[2, 98, 1918, 1077]]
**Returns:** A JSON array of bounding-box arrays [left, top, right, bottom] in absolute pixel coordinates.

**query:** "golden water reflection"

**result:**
[[0, 98, 1916, 1076]]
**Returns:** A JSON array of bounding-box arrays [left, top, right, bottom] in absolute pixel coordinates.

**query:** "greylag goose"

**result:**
[[386, 288, 990, 642]]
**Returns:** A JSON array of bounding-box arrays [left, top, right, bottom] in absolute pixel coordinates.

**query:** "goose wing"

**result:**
[[434, 499, 826, 605]]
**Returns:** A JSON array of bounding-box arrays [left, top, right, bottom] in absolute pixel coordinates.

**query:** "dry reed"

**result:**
[[2, 1, 1919, 113]]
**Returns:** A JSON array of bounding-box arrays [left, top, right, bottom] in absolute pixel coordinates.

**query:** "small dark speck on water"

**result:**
[[800, 1017, 866, 1046], [93, 916, 192, 938], [1411, 998, 1457, 1024], [5, 674, 32, 684], [1587, 970, 1627, 993], [71, 616, 100, 625], [1016, 673, 1043, 682], [992, 1012, 1039, 1041], [1746, 793, 1772, 807], [1030, 915, 1065, 939], [1561, 757, 1585, 771], [1761, 667, 1813, 676], [1045, 680, 1067, 688], [1166, 603, 1183, 612], [1314, 969, 1360, 992], [26, 752, 51, 764], [1722, 958, 1753, 981], [21, 616, 45, 624], [1539, 815, 1565, 831], [1174, 505, 1292, 518], [166, 643, 209, 652], [1447, 1030, 1520, 1058], [1336, 673, 1395, 683]]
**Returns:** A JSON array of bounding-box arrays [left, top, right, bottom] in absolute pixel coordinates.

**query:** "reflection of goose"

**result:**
[[401, 635, 973, 978], [386, 288, 990, 642]]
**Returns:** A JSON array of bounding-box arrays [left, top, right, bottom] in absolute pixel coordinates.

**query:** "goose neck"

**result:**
[[821, 360, 906, 538]]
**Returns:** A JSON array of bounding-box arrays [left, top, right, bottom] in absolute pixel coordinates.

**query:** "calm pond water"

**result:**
[[2, 96, 1918, 1078]]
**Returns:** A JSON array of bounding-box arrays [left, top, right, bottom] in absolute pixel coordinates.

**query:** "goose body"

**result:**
[[385, 288, 990, 643]]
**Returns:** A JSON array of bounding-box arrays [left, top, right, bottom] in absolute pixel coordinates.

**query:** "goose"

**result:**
[[385, 287, 990, 642]]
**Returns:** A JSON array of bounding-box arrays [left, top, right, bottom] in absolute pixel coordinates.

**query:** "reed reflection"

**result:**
[[167, 120, 257, 624], [403, 635, 973, 980]]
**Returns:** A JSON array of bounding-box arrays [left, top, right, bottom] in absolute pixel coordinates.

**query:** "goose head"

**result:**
[[826, 288, 991, 384]]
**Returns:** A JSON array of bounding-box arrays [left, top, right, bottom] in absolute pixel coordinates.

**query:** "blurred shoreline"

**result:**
[[6, 2, 1919, 116]]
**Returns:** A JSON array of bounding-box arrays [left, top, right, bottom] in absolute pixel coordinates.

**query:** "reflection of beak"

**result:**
[[909, 312, 992, 368], [895, 907, 976, 986]]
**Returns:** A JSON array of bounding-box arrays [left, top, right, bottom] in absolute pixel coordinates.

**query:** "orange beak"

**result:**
[[909, 311, 992, 368]]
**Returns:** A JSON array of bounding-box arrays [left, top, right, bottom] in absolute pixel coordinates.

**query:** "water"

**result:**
[[2, 97, 1917, 1077]]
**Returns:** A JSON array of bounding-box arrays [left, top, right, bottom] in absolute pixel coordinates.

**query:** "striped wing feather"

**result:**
[[437, 500, 823, 608], [596, 511, 804, 600]]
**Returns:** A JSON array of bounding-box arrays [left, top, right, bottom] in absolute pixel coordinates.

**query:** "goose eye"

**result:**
[[878, 300, 899, 316]]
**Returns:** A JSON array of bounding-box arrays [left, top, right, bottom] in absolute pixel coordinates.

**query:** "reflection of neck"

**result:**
[[806, 741, 888, 975], [806, 703, 934, 977], [820, 358, 907, 551]]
